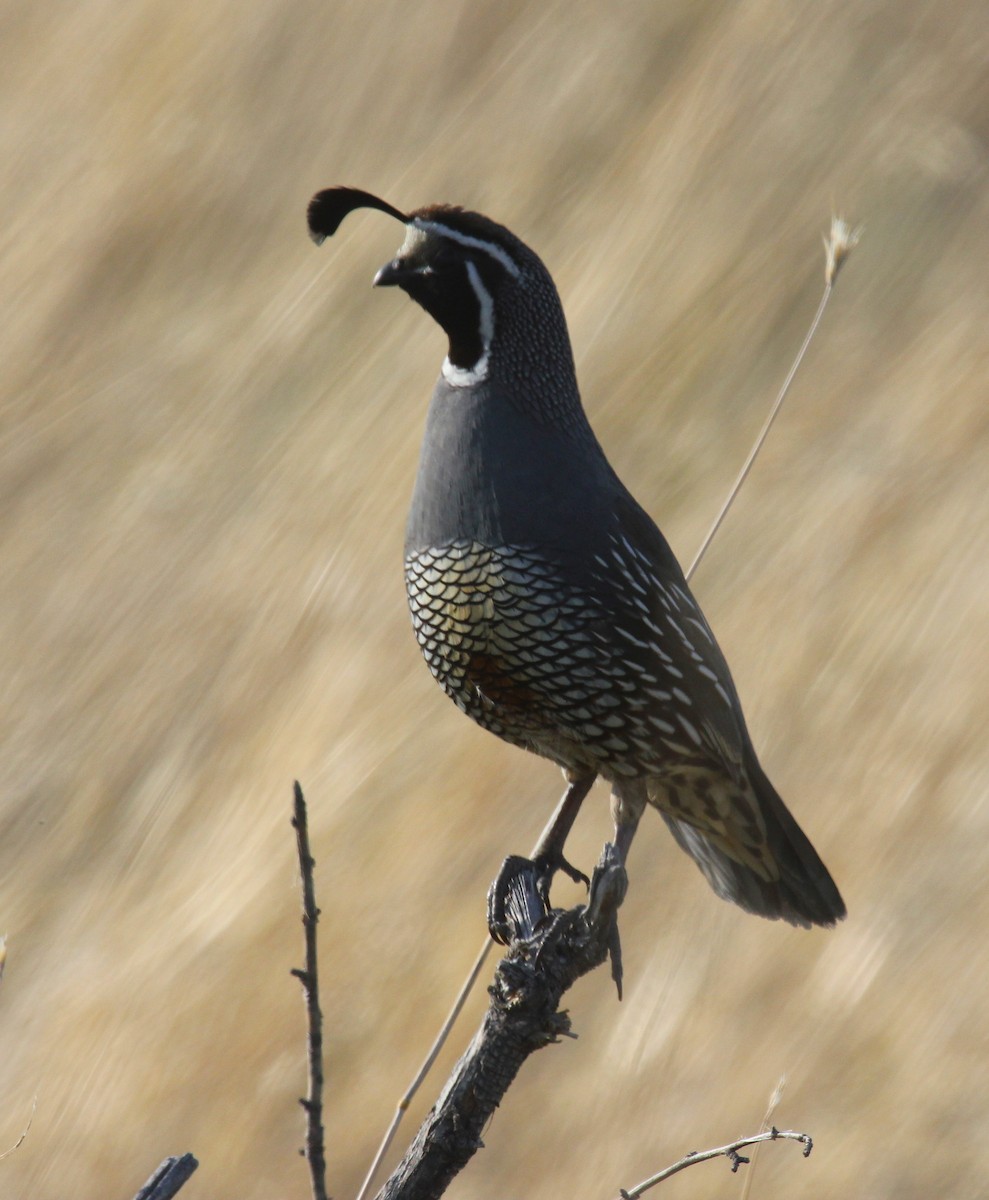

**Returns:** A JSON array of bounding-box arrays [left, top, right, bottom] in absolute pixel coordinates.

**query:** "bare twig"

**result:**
[[374, 847, 627, 1200], [131, 1154, 199, 1200], [0, 1096, 36, 1162], [618, 1127, 813, 1198], [291, 782, 330, 1200]]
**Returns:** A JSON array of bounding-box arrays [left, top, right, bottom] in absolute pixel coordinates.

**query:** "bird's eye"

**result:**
[[431, 244, 461, 270]]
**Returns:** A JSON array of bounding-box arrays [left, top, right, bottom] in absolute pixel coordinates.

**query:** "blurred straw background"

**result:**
[[1, 2, 988, 1197]]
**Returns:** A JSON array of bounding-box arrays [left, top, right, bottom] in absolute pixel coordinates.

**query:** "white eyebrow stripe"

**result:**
[[413, 219, 522, 278]]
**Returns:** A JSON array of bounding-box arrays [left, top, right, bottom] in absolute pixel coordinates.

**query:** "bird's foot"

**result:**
[[487, 855, 547, 946], [487, 849, 590, 945], [487, 843, 628, 1000]]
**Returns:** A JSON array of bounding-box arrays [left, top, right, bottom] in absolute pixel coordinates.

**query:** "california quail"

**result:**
[[308, 186, 845, 931]]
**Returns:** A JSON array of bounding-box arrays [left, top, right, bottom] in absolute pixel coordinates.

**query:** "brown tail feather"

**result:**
[[662, 755, 845, 928]]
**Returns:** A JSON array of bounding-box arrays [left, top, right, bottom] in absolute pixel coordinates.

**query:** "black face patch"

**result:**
[[394, 233, 506, 373], [399, 262, 481, 367]]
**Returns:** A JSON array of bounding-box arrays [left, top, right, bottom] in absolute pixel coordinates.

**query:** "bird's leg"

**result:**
[[586, 781, 646, 997], [487, 771, 596, 944], [609, 780, 646, 868], [531, 770, 596, 901], [585, 841, 628, 999]]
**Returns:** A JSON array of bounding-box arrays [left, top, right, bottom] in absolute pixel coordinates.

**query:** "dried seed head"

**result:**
[[824, 216, 862, 286]]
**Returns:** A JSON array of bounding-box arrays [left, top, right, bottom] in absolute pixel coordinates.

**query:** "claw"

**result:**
[[606, 918, 624, 1000], [533, 849, 590, 907]]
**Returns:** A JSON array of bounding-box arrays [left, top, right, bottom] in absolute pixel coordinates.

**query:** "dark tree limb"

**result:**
[[291, 782, 330, 1200], [375, 845, 627, 1200], [131, 1154, 198, 1200]]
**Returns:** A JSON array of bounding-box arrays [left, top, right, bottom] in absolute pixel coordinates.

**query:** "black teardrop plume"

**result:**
[[307, 187, 409, 245]]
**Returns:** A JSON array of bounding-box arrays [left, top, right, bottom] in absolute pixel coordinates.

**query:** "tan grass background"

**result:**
[[2, 2, 988, 1197]]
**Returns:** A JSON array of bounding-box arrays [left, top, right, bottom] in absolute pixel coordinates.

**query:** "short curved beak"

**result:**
[[373, 259, 411, 287]]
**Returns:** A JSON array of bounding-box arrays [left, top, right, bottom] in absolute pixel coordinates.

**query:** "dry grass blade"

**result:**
[[738, 1074, 787, 1200], [686, 215, 860, 580], [0, 1097, 36, 1163]]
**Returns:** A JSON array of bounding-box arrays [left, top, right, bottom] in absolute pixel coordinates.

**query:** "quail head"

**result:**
[[308, 186, 845, 933]]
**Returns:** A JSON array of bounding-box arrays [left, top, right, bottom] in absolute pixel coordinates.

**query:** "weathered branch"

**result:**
[[375, 846, 627, 1200], [131, 1154, 199, 1200], [291, 782, 330, 1200]]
